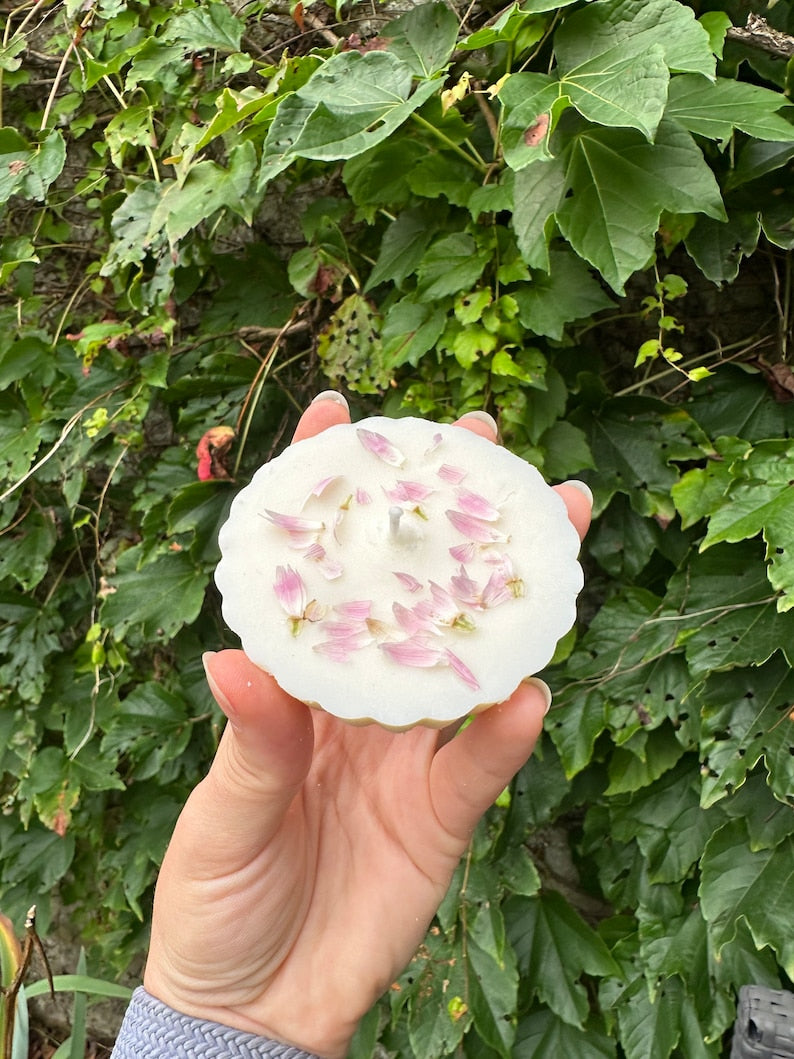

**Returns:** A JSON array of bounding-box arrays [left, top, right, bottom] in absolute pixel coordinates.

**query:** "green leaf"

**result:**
[[586, 400, 705, 518], [0, 128, 66, 205], [365, 207, 436, 291], [727, 140, 794, 190], [558, 42, 669, 140], [605, 724, 686, 796], [554, 0, 715, 79], [684, 212, 761, 285], [685, 367, 794, 444], [163, 2, 243, 53], [700, 820, 794, 978], [500, 74, 564, 170], [614, 976, 696, 1059], [24, 974, 132, 1001], [100, 545, 209, 640], [539, 420, 595, 482], [513, 250, 613, 339], [383, 3, 459, 78], [416, 233, 490, 302], [317, 294, 388, 395], [557, 119, 725, 293], [460, 5, 545, 51], [698, 438, 794, 609], [699, 656, 794, 808], [666, 75, 794, 141], [467, 934, 518, 1058], [506, 891, 620, 1028], [510, 156, 567, 271], [381, 298, 447, 368], [514, 1009, 616, 1057], [400, 929, 471, 1055], [259, 52, 438, 187], [609, 760, 716, 884]]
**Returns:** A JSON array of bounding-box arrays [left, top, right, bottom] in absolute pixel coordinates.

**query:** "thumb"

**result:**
[[177, 650, 315, 871]]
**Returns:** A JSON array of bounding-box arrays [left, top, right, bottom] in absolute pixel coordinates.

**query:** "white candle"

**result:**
[[215, 416, 583, 729]]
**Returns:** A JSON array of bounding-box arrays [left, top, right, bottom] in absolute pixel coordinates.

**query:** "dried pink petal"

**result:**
[[455, 487, 500, 521], [304, 600, 328, 622], [335, 600, 372, 620], [356, 488, 372, 505], [380, 638, 443, 669], [450, 567, 481, 607], [446, 509, 509, 544], [449, 542, 478, 564], [424, 432, 443, 455], [302, 476, 341, 507], [356, 428, 405, 467], [438, 463, 467, 484], [265, 510, 325, 534], [313, 640, 355, 663], [394, 571, 423, 593], [444, 649, 480, 690], [481, 568, 513, 609], [274, 564, 307, 619], [384, 480, 435, 503]]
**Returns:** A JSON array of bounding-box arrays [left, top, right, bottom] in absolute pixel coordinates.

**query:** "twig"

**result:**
[[727, 14, 794, 59], [1, 907, 54, 1059]]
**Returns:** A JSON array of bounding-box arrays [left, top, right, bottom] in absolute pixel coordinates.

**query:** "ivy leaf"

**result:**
[[0, 128, 65, 205], [467, 933, 518, 1058], [727, 140, 794, 190], [365, 207, 436, 291], [163, 2, 243, 52], [586, 399, 705, 518], [381, 298, 447, 369], [685, 368, 794, 445], [383, 3, 459, 78], [665, 75, 794, 142], [557, 119, 725, 293], [506, 891, 620, 1028], [100, 683, 192, 782], [500, 74, 565, 170], [259, 52, 438, 187], [399, 929, 471, 1055], [609, 761, 717, 884], [684, 212, 761, 284], [699, 656, 794, 808], [514, 1009, 616, 1057], [100, 545, 209, 641], [698, 439, 794, 610], [513, 250, 613, 339], [555, 0, 715, 79], [700, 819, 794, 978], [416, 233, 490, 301], [605, 724, 686, 796]]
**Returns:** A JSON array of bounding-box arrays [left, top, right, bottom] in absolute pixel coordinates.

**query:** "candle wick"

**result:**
[[389, 505, 404, 539]]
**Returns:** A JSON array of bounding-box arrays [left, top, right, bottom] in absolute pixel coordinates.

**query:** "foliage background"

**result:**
[[1, 0, 793, 1054]]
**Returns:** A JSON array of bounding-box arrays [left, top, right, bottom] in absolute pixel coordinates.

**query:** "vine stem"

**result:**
[[409, 112, 488, 173]]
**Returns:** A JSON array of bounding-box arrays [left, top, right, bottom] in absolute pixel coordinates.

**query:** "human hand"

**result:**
[[143, 395, 592, 1058]]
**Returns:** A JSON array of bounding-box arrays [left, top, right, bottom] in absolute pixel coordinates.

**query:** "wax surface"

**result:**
[[215, 417, 583, 728]]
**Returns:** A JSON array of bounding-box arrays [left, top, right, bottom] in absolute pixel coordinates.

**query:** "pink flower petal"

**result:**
[[274, 564, 307, 618], [265, 510, 325, 533], [446, 509, 509, 544], [313, 640, 355, 662], [356, 488, 372, 505], [304, 600, 328, 622], [438, 463, 467, 484], [449, 542, 478, 564], [302, 476, 341, 507], [334, 600, 372, 620], [450, 567, 481, 607], [444, 649, 480, 690], [481, 568, 513, 609], [455, 487, 500, 521], [380, 638, 444, 669], [384, 480, 435, 503], [424, 433, 443, 455], [357, 428, 405, 467], [394, 571, 423, 593]]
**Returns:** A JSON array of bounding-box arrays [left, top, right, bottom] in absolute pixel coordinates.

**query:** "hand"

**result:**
[[143, 396, 592, 1058]]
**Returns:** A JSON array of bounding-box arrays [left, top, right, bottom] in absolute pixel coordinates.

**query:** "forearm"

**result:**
[[111, 988, 322, 1059]]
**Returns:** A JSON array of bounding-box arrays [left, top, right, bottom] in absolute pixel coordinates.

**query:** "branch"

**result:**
[[727, 14, 794, 60]]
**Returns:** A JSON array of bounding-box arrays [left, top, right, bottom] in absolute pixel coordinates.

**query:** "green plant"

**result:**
[[1, 0, 793, 1053]]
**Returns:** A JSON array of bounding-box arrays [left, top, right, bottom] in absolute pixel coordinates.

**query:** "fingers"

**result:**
[[428, 681, 548, 843], [292, 391, 350, 444], [451, 410, 500, 442], [177, 651, 315, 871], [554, 481, 592, 542]]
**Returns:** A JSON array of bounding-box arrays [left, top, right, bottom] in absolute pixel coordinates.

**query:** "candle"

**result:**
[[215, 416, 583, 729]]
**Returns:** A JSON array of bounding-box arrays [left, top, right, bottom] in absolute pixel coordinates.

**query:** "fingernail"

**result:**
[[311, 390, 349, 410], [203, 651, 238, 725], [523, 676, 553, 715], [560, 479, 594, 508], [459, 410, 498, 436]]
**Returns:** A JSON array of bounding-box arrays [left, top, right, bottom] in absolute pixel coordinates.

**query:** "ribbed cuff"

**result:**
[[110, 987, 322, 1058]]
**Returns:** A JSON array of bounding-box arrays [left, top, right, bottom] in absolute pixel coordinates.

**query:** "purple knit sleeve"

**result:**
[[110, 987, 322, 1059]]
